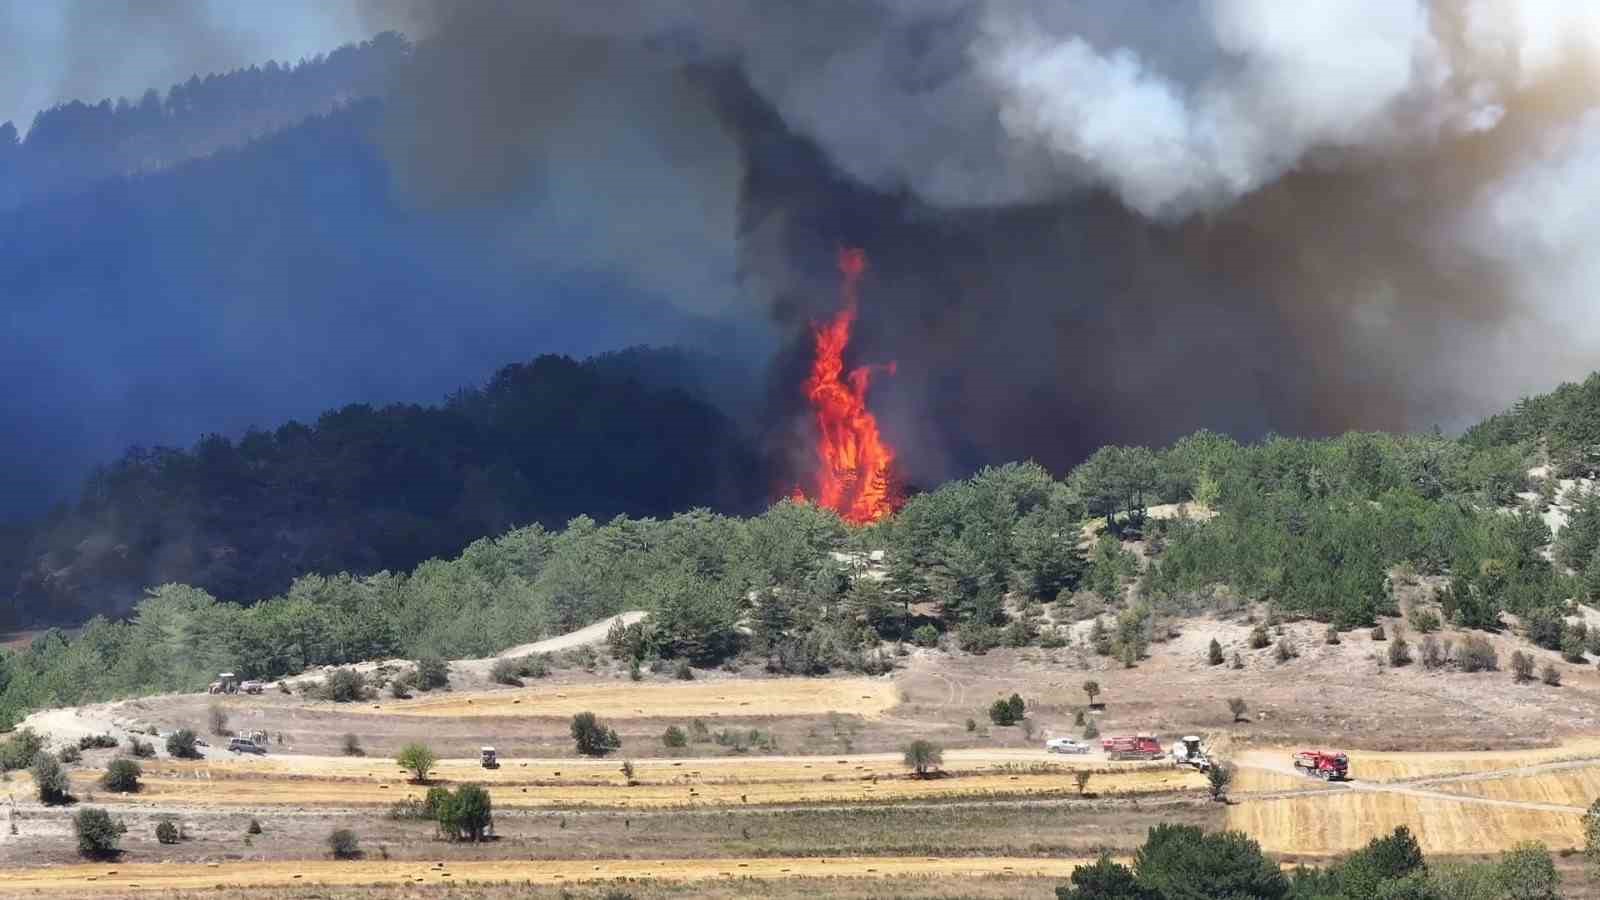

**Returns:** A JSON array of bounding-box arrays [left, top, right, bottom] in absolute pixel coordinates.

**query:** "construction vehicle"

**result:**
[[1293, 750, 1349, 781], [1102, 734, 1163, 761], [208, 673, 240, 695], [1171, 735, 1212, 772], [480, 746, 499, 769]]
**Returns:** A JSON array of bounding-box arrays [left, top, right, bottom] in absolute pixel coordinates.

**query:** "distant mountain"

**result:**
[[4, 348, 766, 628]]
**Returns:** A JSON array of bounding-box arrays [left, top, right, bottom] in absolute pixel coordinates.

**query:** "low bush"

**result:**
[[1511, 650, 1536, 683], [155, 819, 180, 844], [661, 725, 688, 748], [341, 733, 364, 757], [328, 828, 361, 859], [100, 758, 142, 793], [77, 733, 118, 751], [911, 624, 940, 648], [1408, 608, 1441, 634], [0, 728, 44, 771], [208, 704, 229, 736], [33, 752, 71, 804], [1371, 624, 1387, 641], [1248, 624, 1271, 649], [489, 657, 523, 687], [1325, 625, 1341, 645], [247, 817, 263, 835], [166, 729, 201, 759], [127, 736, 155, 758], [1388, 636, 1412, 667], [673, 659, 694, 681], [1458, 635, 1498, 672], [316, 669, 370, 703], [1542, 664, 1562, 686], [58, 744, 82, 764], [572, 712, 621, 757]]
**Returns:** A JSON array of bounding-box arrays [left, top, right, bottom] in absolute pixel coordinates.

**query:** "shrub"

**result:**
[[629, 659, 642, 681], [1082, 718, 1100, 739], [1511, 650, 1536, 683], [1207, 638, 1224, 665], [328, 828, 361, 859], [415, 657, 450, 691], [988, 698, 1018, 727], [911, 624, 940, 648], [397, 743, 437, 783], [155, 819, 180, 844], [388, 673, 412, 699], [32, 752, 70, 804], [58, 744, 82, 764], [1206, 761, 1234, 802], [424, 785, 451, 818], [166, 729, 201, 759], [1007, 693, 1026, 721], [1371, 624, 1387, 641], [520, 654, 550, 678], [674, 659, 694, 681], [1542, 664, 1562, 686], [1073, 708, 1085, 726], [1562, 629, 1589, 664], [1325, 625, 1341, 645], [100, 758, 142, 793], [903, 740, 943, 777], [436, 783, 493, 842], [127, 736, 155, 758], [1227, 698, 1248, 722], [1408, 608, 1441, 634], [77, 733, 118, 751], [247, 817, 262, 835], [1231, 650, 1244, 669], [662, 725, 687, 748], [1420, 635, 1444, 669], [1248, 624, 1270, 649], [0, 728, 44, 771], [341, 733, 364, 757], [317, 669, 369, 703], [1458, 635, 1498, 672], [965, 717, 977, 732], [489, 658, 523, 686], [572, 712, 621, 757], [957, 624, 1000, 655], [74, 808, 121, 858], [1275, 638, 1297, 663], [1074, 770, 1092, 796], [208, 703, 229, 736], [1388, 636, 1412, 667], [1120, 643, 1138, 668], [1082, 680, 1101, 705]]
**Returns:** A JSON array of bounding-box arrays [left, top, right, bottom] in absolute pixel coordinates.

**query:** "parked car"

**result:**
[[227, 737, 267, 755], [1046, 737, 1091, 754], [239, 680, 265, 694]]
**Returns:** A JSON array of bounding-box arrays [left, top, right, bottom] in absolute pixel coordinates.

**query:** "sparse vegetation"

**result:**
[[490, 657, 524, 686], [674, 659, 694, 681], [572, 711, 622, 756], [902, 740, 943, 778], [127, 735, 155, 758], [77, 733, 118, 751], [1275, 637, 1297, 663], [99, 758, 142, 793], [327, 828, 361, 859], [1511, 650, 1536, 683], [1388, 635, 1412, 667], [1248, 624, 1270, 649], [1459, 635, 1499, 672], [1227, 698, 1248, 722], [0, 728, 44, 771], [208, 703, 228, 735], [1325, 625, 1340, 645], [1207, 638, 1224, 666], [414, 656, 450, 691], [341, 733, 365, 756], [1371, 624, 1387, 641], [74, 808, 121, 858], [58, 744, 81, 763], [1074, 770, 1091, 796], [661, 725, 688, 748], [1542, 663, 1562, 686], [316, 668, 370, 702]]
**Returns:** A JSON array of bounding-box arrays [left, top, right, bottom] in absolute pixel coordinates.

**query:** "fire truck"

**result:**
[[1293, 750, 1349, 781], [1102, 734, 1163, 761]]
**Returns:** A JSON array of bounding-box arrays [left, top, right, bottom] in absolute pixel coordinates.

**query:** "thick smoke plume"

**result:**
[[372, 0, 1600, 483]]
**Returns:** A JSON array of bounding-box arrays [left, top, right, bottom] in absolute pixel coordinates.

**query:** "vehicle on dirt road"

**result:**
[[1294, 750, 1349, 781], [1045, 737, 1090, 754], [480, 746, 499, 768], [227, 737, 267, 755], [1102, 734, 1163, 761], [1171, 735, 1212, 772], [239, 680, 265, 694]]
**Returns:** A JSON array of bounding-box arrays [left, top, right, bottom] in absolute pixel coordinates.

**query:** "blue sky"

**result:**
[[0, 0, 379, 130]]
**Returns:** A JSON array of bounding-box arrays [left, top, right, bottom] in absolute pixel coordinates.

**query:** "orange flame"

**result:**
[[799, 247, 899, 525]]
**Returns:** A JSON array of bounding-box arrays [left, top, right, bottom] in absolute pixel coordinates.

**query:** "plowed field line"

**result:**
[[0, 855, 1101, 894]]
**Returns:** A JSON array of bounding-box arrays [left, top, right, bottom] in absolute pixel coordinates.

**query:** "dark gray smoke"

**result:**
[[366, 1, 1600, 480]]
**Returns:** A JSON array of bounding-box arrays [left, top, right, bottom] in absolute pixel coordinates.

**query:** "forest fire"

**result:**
[[796, 247, 899, 525]]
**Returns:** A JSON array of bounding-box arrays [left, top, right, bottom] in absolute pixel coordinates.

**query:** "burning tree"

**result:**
[[797, 247, 899, 525]]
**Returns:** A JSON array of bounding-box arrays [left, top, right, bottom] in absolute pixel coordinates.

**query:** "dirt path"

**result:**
[[494, 612, 648, 659], [0, 855, 1099, 894]]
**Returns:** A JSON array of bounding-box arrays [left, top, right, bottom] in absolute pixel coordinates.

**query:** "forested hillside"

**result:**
[[0, 33, 408, 208], [3, 349, 764, 629], [7, 372, 1600, 728]]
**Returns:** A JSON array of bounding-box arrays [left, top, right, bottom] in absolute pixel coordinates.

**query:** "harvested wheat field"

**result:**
[[357, 677, 900, 719], [1432, 763, 1600, 807], [1228, 790, 1584, 856], [53, 762, 1190, 810], [0, 855, 1099, 893], [1232, 740, 1600, 785]]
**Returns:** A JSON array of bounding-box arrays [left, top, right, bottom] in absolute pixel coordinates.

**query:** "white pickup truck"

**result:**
[[1045, 737, 1091, 754]]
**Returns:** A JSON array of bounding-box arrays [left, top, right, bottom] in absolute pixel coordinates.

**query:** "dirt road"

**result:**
[[0, 855, 1099, 894], [356, 677, 901, 719]]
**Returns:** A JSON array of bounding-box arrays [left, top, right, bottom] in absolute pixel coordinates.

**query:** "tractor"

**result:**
[[1171, 735, 1212, 772]]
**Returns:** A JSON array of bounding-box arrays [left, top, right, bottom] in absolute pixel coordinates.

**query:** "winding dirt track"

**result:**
[[0, 855, 1098, 894]]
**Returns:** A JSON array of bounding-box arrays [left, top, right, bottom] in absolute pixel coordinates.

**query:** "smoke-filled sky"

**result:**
[[10, 0, 1600, 513]]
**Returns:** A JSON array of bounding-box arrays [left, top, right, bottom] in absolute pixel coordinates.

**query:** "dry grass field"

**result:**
[[359, 678, 900, 719], [1228, 790, 1585, 856], [1432, 762, 1600, 807]]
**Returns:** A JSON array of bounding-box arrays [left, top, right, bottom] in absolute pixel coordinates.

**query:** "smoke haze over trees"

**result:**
[[13, 4, 1600, 622]]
